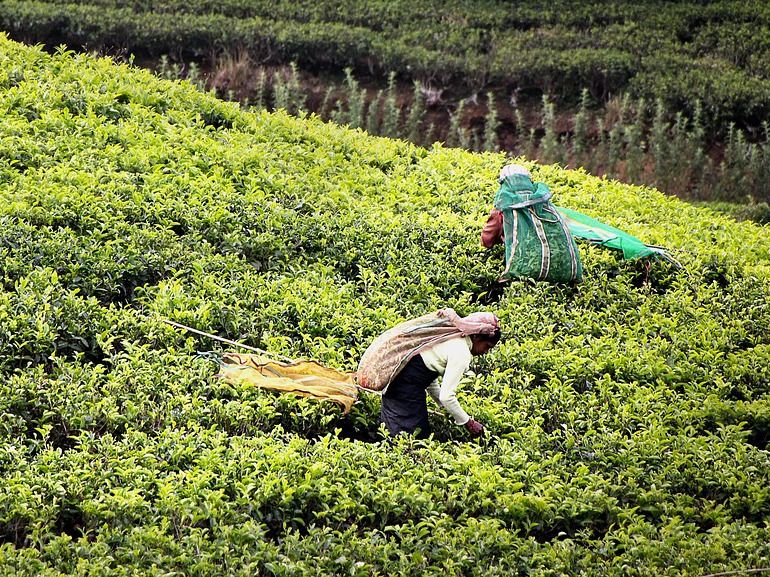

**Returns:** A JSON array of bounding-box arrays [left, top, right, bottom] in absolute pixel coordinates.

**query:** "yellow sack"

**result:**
[[217, 352, 359, 414]]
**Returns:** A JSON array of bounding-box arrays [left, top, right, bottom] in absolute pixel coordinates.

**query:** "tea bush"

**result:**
[[1, 36, 770, 575]]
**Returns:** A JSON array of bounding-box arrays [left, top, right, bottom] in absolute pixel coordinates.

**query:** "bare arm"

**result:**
[[436, 348, 472, 425], [481, 209, 503, 248]]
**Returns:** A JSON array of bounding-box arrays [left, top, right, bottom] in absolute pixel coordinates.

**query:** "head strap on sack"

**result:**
[[437, 308, 499, 336]]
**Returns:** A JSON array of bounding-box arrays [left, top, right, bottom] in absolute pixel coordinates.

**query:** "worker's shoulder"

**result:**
[[429, 335, 472, 358]]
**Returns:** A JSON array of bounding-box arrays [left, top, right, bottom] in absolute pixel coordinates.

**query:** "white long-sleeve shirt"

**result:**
[[420, 336, 473, 425]]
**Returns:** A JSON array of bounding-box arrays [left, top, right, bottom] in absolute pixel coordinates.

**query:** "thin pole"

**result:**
[[162, 319, 294, 362], [698, 569, 770, 577]]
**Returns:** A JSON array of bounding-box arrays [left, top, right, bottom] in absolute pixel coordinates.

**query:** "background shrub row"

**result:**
[[2, 0, 770, 129]]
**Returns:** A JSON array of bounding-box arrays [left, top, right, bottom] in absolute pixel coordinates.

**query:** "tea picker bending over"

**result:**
[[357, 309, 501, 439], [481, 163, 583, 284]]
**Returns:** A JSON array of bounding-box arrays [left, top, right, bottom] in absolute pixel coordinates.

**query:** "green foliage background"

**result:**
[[1, 35, 770, 575], [3, 0, 770, 128]]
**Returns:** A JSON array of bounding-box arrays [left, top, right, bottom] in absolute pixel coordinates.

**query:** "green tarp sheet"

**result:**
[[556, 206, 671, 262]]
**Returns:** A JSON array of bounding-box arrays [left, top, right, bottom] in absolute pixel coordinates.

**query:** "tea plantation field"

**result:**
[[1, 35, 770, 576]]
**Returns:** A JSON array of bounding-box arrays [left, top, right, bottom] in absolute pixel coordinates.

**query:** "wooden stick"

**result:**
[[698, 568, 770, 577], [162, 319, 294, 362]]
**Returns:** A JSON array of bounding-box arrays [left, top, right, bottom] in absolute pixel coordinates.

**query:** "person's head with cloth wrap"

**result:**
[[497, 163, 531, 181], [357, 308, 500, 440], [437, 308, 501, 357]]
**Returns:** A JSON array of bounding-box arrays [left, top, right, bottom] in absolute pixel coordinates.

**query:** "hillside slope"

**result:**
[[1, 36, 769, 576]]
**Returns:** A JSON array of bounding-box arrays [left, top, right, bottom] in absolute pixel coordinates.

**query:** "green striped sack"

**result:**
[[495, 174, 582, 283]]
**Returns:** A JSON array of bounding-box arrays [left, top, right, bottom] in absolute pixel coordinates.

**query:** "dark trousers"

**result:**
[[380, 355, 439, 439]]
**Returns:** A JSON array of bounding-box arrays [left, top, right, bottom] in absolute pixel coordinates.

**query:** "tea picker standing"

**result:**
[[357, 309, 501, 439]]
